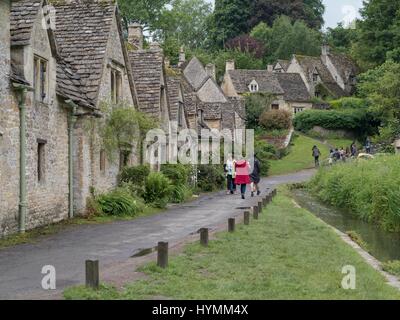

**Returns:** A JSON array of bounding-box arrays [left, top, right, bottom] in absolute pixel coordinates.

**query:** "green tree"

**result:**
[[251, 16, 321, 63], [352, 0, 400, 69], [249, 0, 325, 30], [324, 23, 357, 54]]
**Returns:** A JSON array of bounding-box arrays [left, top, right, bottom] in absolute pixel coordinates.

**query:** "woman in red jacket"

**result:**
[[234, 157, 251, 199]]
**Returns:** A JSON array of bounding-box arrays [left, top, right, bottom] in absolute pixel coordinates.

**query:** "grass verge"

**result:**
[[63, 190, 400, 300], [269, 134, 330, 176]]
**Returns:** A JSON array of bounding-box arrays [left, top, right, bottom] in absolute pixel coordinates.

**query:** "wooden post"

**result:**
[[244, 211, 250, 225], [200, 228, 209, 247], [85, 260, 99, 289], [157, 241, 169, 268], [273, 189, 277, 197], [253, 205, 259, 220], [228, 218, 235, 232], [258, 201, 262, 213]]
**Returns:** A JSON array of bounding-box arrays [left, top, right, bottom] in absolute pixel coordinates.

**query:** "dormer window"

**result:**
[[33, 56, 48, 103], [312, 72, 319, 83], [249, 80, 259, 93]]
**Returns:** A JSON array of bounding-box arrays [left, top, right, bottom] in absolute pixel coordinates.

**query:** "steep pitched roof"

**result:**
[[52, 0, 115, 104], [183, 57, 209, 91], [295, 55, 346, 97], [166, 76, 181, 122], [10, 0, 42, 46], [275, 59, 290, 72], [327, 53, 359, 81], [227, 70, 284, 95], [181, 76, 197, 116], [275, 73, 311, 102], [128, 48, 164, 117]]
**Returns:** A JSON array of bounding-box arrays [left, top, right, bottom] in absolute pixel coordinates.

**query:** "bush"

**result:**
[[95, 188, 144, 217], [197, 164, 225, 192], [329, 97, 368, 110], [254, 138, 275, 176], [259, 110, 292, 131], [119, 165, 150, 186], [294, 109, 368, 132], [170, 184, 193, 203], [143, 172, 173, 208], [309, 155, 400, 232], [382, 260, 400, 277], [160, 164, 191, 185]]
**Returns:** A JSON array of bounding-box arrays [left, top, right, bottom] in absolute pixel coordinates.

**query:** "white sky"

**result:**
[[205, 0, 364, 29]]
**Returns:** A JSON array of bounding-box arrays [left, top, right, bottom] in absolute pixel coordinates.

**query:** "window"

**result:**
[[37, 139, 46, 182], [271, 104, 279, 110], [33, 56, 48, 102], [100, 149, 106, 173], [294, 107, 305, 114], [249, 80, 259, 93], [111, 68, 122, 103], [312, 72, 319, 83]]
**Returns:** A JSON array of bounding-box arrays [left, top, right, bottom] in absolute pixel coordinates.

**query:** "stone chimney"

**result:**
[[205, 63, 216, 80], [226, 60, 235, 72], [178, 46, 186, 67], [267, 64, 274, 72], [321, 44, 330, 64], [128, 23, 143, 49], [0, 0, 11, 95], [149, 42, 161, 51]]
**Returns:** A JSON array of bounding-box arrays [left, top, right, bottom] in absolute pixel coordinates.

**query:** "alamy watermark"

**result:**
[[341, 265, 356, 290]]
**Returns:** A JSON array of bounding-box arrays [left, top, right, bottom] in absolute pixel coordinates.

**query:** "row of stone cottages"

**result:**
[[0, 0, 247, 236]]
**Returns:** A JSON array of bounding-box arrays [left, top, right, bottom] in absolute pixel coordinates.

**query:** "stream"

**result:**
[[291, 189, 400, 263]]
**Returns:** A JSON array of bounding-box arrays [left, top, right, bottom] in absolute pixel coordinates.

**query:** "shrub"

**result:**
[[119, 165, 150, 186], [309, 155, 400, 232], [382, 260, 400, 277], [294, 109, 368, 133], [254, 138, 275, 176], [329, 97, 368, 110], [160, 164, 191, 185], [96, 188, 143, 217], [259, 110, 292, 131], [197, 164, 225, 192], [143, 172, 173, 208], [170, 184, 193, 204]]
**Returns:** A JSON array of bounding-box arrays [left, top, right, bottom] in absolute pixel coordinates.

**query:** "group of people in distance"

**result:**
[[224, 154, 261, 200], [312, 138, 372, 167]]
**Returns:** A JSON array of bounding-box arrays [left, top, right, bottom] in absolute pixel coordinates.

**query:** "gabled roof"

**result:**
[[52, 0, 115, 104], [227, 70, 284, 95], [128, 48, 164, 117], [183, 57, 209, 91], [10, 0, 42, 46], [275, 60, 290, 72], [327, 53, 359, 81], [294, 55, 346, 97], [275, 73, 311, 102]]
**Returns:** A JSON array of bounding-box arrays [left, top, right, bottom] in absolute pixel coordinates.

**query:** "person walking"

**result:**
[[234, 157, 251, 200], [250, 155, 261, 197], [351, 142, 358, 157], [224, 154, 235, 195], [365, 137, 372, 154], [312, 145, 321, 167]]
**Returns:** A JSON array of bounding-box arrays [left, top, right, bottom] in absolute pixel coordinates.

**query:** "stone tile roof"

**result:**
[[10, 63, 30, 86], [276, 73, 311, 102], [56, 60, 95, 108], [328, 53, 359, 81], [128, 48, 164, 117], [198, 102, 222, 121], [10, 0, 42, 46], [295, 55, 346, 98], [52, 0, 115, 104], [181, 76, 197, 116], [166, 76, 181, 122], [227, 70, 284, 95], [183, 57, 208, 91], [276, 59, 290, 71]]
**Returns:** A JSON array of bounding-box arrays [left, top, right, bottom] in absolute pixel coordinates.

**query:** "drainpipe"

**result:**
[[65, 100, 77, 219], [13, 83, 33, 233]]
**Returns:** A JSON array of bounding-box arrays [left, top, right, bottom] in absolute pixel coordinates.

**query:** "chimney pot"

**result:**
[[267, 64, 274, 72]]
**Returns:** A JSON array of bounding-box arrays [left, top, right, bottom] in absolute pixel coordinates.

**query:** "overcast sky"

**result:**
[[205, 0, 364, 29]]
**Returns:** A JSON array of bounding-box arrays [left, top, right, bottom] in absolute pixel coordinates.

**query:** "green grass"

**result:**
[[269, 134, 330, 176], [0, 206, 163, 250], [64, 191, 400, 300]]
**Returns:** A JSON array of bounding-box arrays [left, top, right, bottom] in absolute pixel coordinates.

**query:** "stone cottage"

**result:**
[[285, 45, 359, 99], [0, 0, 137, 236], [180, 56, 246, 131], [221, 60, 312, 115]]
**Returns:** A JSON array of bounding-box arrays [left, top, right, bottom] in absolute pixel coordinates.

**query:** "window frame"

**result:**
[[33, 55, 48, 103]]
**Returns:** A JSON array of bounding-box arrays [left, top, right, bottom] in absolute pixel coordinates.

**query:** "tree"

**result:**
[[251, 16, 321, 63], [156, 0, 212, 49], [248, 0, 325, 31], [324, 23, 357, 54], [225, 35, 265, 59], [352, 0, 400, 69], [210, 0, 253, 48]]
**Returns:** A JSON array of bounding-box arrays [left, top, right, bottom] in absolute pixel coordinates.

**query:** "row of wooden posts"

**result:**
[[84, 189, 278, 289]]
